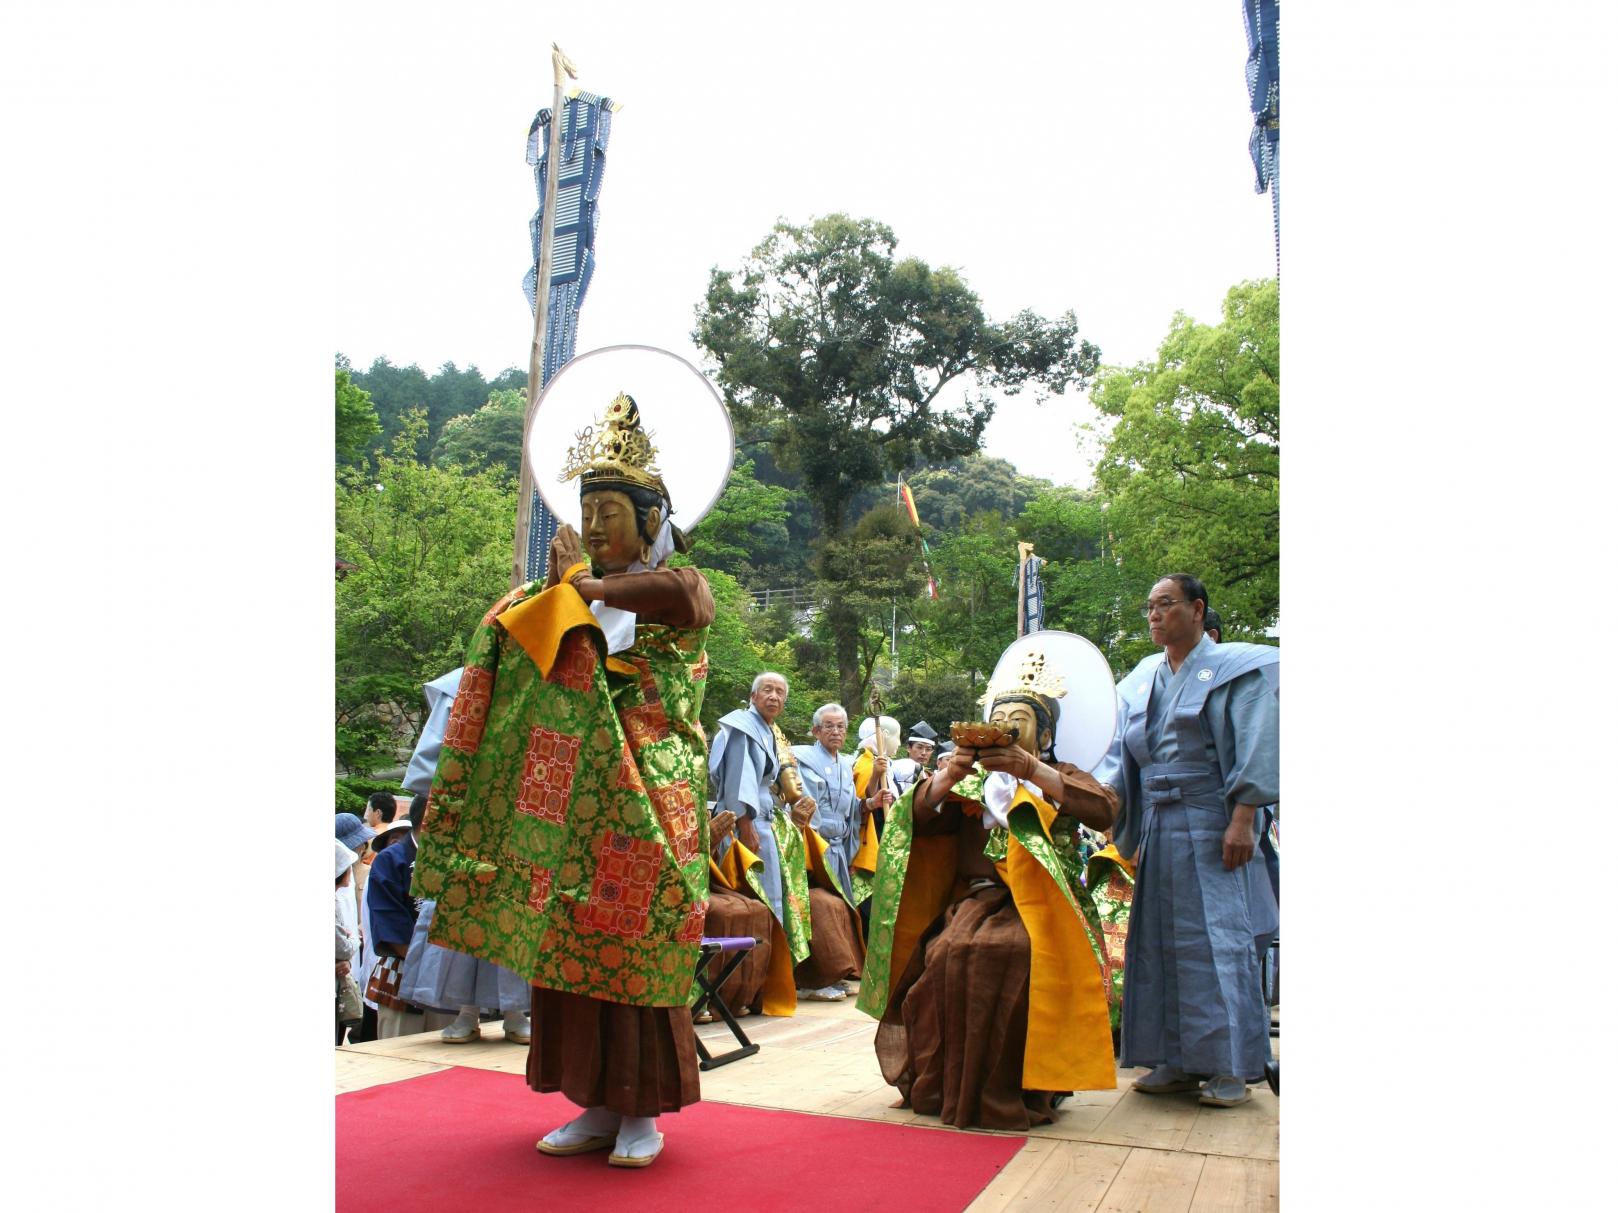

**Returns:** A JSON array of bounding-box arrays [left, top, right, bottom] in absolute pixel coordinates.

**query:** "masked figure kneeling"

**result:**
[[858, 650, 1120, 1130]]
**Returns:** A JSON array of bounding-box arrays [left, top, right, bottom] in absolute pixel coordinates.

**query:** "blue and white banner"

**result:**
[[1019, 554, 1045, 637], [521, 89, 616, 581]]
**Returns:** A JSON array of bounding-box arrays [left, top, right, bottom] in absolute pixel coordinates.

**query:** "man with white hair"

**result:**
[[708, 672, 813, 922], [792, 704, 866, 895], [791, 704, 871, 1000]]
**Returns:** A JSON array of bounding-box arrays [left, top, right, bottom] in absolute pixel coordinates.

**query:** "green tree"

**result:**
[[1090, 279, 1279, 632], [695, 213, 1099, 707], [907, 455, 1049, 530], [1016, 490, 1157, 674], [919, 511, 1020, 698], [685, 457, 799, 583], [335, 412, 516, 774], [336, 368, 381, 466], [432, 388, 526, 483]]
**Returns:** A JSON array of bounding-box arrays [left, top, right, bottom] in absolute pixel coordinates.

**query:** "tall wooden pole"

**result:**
[[511, 43, 578, 589]]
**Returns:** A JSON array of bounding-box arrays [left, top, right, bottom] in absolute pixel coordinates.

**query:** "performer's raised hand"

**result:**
[[548, 524, 587, 585], [789, 796, 816, 828], [711, 809, 736, 843], [871, 754, 889, 783]]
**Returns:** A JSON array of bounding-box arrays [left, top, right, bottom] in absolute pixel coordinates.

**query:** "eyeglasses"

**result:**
[[1140, 598, 1187, 617]]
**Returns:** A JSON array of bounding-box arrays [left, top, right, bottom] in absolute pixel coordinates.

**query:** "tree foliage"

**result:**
[[432, 387, 526, 483], [336, 368, 382, 466], [685, 457, 799, 580], [1090, 279, 1279, 631], [694, 213, 1099, 704], [335, 412, 515, 774]]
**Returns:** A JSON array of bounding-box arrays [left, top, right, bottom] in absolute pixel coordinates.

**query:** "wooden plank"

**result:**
[[1183, 1089, 1279, 1161], [1090, 1089, 1203, 1152], [1095, 1147, 1206, 1213], [334, 1050, 448, 1094], [817, 1081, 921, 1125], [1188, 1155, 1279, 1212], [968, 1140, 1130, 1212]]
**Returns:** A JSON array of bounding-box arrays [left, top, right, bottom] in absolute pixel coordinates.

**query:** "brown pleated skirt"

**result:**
[[793, 886, 867, 989], [873, 883, 1053, 1131], [704, 886, 774, 1012], [527, 987, 701, 1117]]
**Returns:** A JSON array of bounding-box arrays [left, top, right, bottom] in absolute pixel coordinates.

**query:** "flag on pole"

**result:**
[[1242, 0, 1280, 273], [520, 88, 617, 581], [1017, 541, 1044, 636], [897, 477, 938, 600]]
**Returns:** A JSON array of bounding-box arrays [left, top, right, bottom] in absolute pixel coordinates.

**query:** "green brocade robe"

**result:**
[[412, 577, 711, 1009]]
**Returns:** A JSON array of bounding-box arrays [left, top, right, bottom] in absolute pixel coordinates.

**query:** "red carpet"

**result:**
[[337, 1066, 1025, 1212]]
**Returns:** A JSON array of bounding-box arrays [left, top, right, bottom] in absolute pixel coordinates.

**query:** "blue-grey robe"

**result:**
[[791, 742, 859, 897], [402, 667, 463, 797], [396, 666, 527, 1013], [1098, 634, 1279, 1079], [708, 706, 786, 921]]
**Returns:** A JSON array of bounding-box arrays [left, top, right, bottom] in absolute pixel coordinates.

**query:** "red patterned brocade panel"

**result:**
[[442, 665, 494, 754], [676, 898, 708, 943], [614, 743, 645, 794], [515, 726, 582, 825], [549, 630, 598, 692], [649, 779, 701, 866], [621, 701, 670, 749], [575, 831, 661, 937]]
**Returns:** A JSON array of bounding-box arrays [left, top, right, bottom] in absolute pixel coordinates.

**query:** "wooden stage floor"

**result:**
[[338, 997, 1279, 1211]]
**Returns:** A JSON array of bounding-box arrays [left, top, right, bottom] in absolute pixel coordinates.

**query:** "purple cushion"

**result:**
[[700, 935, 758, 953]]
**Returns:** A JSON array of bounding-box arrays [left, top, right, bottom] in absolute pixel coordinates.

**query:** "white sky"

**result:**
[[334, 0, 1276, 488]]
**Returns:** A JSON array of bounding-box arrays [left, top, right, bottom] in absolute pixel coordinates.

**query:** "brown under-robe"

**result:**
[[793, 886, 866, 989], [528, 988, 702, 1116], [524, 563, 714, 1116], [702, 885, 774, 1013]]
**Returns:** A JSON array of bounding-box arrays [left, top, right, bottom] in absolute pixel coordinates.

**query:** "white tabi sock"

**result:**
[[614, 1115, 660, 1158], [453, 1005, 479, 1027], [543, 1105, 621, 1147], [502, 1009, 529, 1032]]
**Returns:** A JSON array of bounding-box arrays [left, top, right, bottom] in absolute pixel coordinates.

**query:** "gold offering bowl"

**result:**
[[949, 721, 1019, 748]]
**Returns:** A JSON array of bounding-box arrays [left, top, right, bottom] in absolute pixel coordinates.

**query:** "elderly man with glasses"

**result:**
[[1097, 573, 1279, 1108]]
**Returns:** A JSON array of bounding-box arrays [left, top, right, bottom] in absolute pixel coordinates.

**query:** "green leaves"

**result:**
[[335, 411, 516, 774], [1090, 279, 1279, 633], [694, 213, 1098, 703]]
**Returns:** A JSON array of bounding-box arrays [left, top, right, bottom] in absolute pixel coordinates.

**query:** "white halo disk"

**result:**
[[526, 344, 735, 531], [983, 630, 1118, 773]]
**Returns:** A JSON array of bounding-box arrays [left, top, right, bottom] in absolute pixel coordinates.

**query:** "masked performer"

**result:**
[[414, 382, 724, 1170], [858, 638, 1120, 1130]]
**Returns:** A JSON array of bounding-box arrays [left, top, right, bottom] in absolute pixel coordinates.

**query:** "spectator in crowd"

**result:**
[[363, 792, 397, 832], [365, 810, 454, 1038], [336, 840, 364, 1043]]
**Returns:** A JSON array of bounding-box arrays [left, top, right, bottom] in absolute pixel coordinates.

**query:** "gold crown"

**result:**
[[557, 393, 667, 495], [980, 648, 1068, 709]]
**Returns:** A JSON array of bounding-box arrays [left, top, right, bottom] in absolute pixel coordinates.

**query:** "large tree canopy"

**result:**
[[1090, 278, 1279, 632], [694, 213, 1100, 706]]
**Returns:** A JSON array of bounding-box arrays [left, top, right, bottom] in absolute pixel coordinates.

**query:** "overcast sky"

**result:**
[[334, 1, 1277, 487]]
